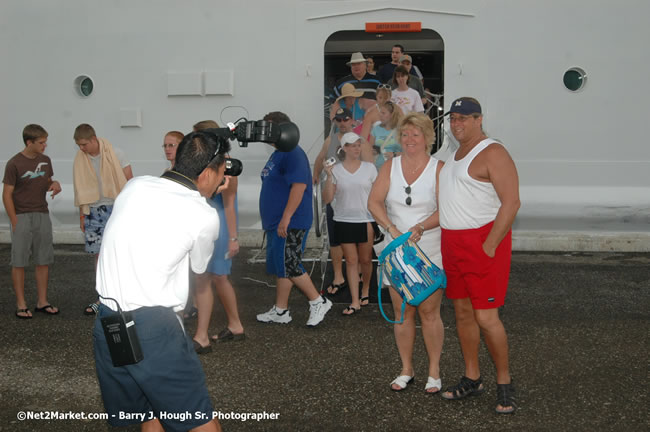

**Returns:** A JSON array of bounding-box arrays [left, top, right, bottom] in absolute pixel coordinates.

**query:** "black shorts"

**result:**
[[333, 221, 371, 245], [326, 204, 340, 247]]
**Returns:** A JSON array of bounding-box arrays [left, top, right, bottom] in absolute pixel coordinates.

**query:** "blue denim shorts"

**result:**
[[93, 304, 214, 430]]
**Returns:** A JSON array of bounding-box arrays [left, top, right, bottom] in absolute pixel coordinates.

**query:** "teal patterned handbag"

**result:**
[[377, 232, 446, 324]]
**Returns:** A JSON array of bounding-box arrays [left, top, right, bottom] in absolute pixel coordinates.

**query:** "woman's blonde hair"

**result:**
[[398, 112, 435, 154], [376, 86, 392, 103], [380, 101, 404, 130]]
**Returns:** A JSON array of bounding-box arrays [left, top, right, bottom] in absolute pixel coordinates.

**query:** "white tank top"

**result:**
[[385, 155, 442, 268], [439, 138, 501, 230]]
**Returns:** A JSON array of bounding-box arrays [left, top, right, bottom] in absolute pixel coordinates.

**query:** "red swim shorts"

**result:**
[[441, 221, 512, 309]]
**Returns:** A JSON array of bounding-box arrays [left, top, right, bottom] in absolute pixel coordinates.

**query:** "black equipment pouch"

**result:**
[[100, 300, 144, 367]]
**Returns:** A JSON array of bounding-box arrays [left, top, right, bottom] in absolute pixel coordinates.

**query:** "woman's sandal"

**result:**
[[342, 306, 361, 316], [326, 281, 347, 295], [441, 376, 485, 400], [495, 382, 517, 414], [211, 327, 246, 343], [359, 296, 370, 307], [390, 375, 414, 391], [15, 308, 32, 319], [424, 377, 442, 395]]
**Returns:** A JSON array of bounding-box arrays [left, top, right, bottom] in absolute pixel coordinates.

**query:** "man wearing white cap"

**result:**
[[333, 52, 381, 100]]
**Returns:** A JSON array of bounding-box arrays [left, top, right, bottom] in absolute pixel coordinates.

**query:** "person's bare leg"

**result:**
[[441, 297, 482, 398], [213, 275, 244, 335], [341, 243, 360, 310], [12, 267, 31, 317], [289, 273, 321, 301], [193, 273, 213, 348], [474, 308, 510, 384], [275, 277, 293, 309], [358, 223, 374, 303], [85, 254, 100, 314], [141, 418, 164, 432], [418, 291, 444, 392], [388, 286, 416, 389], [475, 307, 512, 412], [35, 265, 57, 312], [330, 245, 345, 285]]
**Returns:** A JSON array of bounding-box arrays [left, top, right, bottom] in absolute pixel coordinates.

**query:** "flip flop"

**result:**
[[15, 308, 32, 320], [326, 281, 347, 295], [342, 306, 361, 316], [360, 296, 370, 307], [35, 304, 59, 315], [211, 327, 246, 343]]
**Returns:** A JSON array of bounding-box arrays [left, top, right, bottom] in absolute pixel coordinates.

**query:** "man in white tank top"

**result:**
[[438, 97, 520, 414]]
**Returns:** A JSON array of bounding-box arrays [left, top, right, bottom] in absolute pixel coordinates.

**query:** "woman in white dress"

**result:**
[[368, 112, 444, 394]]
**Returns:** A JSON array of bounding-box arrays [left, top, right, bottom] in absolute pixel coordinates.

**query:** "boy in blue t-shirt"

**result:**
[[257, 112, 332, 327]]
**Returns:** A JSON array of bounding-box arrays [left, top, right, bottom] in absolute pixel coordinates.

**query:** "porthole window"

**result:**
[[74, 75, 94, 97], [563, 67, 587, 92]]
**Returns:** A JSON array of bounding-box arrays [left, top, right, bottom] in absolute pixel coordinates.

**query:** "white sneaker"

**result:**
[[256, 306, 292, 324], [306, 297, 332, 327]]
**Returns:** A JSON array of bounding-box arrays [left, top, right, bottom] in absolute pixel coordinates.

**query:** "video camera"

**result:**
[[204, 119, 300, 177]]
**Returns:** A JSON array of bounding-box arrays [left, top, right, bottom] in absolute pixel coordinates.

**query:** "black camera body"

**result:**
[[205, 119, 299, 153]]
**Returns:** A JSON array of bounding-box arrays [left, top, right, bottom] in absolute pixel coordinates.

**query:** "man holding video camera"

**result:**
[[93, 131, 229, 432]]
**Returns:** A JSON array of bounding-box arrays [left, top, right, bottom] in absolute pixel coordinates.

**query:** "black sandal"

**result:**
[[342, 306, 361, 316], [84, 302, 99, 316], [495, 382, 517, 414], [15, 308, 32, 320], [441, 376, 485, 400], [183, 306, 198, 321], [360, 296, 370, 307], [326, 281, 347, 295]]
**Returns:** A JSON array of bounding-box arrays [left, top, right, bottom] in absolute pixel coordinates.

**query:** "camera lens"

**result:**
[[224, 159, 243, 177]]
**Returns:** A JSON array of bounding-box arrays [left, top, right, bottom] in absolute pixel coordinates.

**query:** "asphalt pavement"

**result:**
[[1, 244, 648, 431]]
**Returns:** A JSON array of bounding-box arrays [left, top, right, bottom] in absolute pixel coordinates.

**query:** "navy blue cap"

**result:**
[[445, 98, 482, 116], [334, 108, 353, 120]]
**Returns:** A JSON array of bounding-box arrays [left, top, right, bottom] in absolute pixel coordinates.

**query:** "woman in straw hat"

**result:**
[[329, 82, 364, 124]]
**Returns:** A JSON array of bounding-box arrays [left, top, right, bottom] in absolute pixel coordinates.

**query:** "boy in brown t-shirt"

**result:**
[[2, 124, 62, 319]]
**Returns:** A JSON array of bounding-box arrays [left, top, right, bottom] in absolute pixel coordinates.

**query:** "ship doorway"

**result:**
[[324, 29, 445, 150]]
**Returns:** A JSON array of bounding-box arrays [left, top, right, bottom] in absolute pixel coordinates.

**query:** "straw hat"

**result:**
[[335, 83, 364, 103], [346, 52, 367, 66]]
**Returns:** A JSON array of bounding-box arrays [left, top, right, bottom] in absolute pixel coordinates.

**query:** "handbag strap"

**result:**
[[377, 262, 406, 325], [380, 128, 397, 152]]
